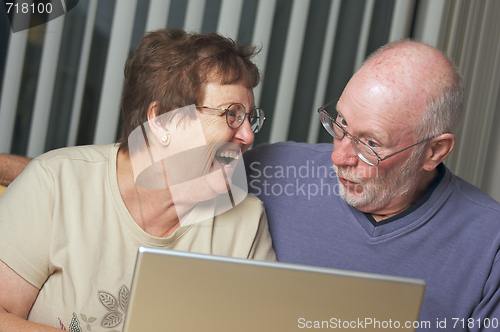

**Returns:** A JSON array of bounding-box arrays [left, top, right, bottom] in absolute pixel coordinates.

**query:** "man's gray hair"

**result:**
[[415, 71, 464, 140]]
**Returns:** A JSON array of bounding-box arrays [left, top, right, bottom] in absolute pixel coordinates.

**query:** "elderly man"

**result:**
[[244, 40, 500, 330]]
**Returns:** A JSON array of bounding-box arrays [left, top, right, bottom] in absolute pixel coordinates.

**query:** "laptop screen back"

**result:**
[[123, 247, 425, 332]]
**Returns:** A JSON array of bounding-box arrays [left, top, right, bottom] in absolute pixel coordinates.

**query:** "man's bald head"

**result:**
[[349, 40, 464, 140]]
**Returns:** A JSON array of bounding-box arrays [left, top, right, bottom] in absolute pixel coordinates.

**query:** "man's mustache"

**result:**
[[333, 165, 363, 185]]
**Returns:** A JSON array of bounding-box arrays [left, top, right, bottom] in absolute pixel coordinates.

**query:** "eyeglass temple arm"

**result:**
[[379, 136, 436, 161], [197, 105, 262, 117], [318, 98, 339, 112], [196, 106, 222, 111]]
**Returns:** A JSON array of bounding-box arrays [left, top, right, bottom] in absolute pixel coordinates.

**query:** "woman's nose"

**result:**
[[234, 116, 255, 145]]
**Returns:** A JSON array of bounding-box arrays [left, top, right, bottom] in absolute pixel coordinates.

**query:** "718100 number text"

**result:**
[[452, 318, 498, 329], [5, 2, 53, 14]]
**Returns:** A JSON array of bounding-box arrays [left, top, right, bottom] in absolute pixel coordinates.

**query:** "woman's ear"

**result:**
[[147, 102, 170, 146], [146, 101, 158, 122], [422, 133, 456, 171]]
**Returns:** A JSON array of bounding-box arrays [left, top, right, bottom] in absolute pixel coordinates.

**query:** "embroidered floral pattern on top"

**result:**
[[57, 312, 96, 331], [69, 313, 82, 332], [80, 314, 98, 331], [98, 285, 130, 329]]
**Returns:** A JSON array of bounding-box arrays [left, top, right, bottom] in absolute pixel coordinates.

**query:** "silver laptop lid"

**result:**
[[123, 247, 425, 332]]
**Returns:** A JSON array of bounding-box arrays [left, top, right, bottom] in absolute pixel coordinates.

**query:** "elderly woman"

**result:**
[[0, 29, 275, 331]]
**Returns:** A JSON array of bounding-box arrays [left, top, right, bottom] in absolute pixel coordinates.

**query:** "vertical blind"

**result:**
[[0, 0, 499, 200]]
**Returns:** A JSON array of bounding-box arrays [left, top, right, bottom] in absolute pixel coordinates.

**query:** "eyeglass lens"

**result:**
[[319, 107, 379, 166], [227, 104, 264, 133]]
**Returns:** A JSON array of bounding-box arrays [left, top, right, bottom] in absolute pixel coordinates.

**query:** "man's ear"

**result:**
[[147, 102, 170, 146], [422, 133, 456, 171]]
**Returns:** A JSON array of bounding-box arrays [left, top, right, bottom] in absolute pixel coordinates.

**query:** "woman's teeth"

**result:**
[[216, 150, 239, 167], [218, 151, 239, 160]]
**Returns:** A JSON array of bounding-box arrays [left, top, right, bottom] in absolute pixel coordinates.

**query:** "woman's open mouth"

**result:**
[[215, 149, 240, 167]]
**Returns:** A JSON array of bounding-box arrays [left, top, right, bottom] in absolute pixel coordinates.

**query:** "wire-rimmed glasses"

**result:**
[[196, 103, 265, 133], [317, 99, 435, 166]]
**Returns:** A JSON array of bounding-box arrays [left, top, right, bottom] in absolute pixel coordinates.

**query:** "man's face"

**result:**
[[333, 148, 422, 212], [330, 70, 425, 215]]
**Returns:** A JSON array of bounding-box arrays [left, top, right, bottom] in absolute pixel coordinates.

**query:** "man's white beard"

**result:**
[[334, 152, 421, 212]]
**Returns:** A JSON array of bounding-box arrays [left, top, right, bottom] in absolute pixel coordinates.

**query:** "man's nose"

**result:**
[[331, 136, 359, 167]]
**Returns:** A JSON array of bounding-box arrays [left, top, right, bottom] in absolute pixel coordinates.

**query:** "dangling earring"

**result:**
[[161, 134, 170, 145]]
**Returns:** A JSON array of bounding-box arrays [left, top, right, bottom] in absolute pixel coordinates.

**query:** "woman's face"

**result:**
[[198, 81, 255, 151], [130, 82, 257, 220], [195, 81, 255, 195]]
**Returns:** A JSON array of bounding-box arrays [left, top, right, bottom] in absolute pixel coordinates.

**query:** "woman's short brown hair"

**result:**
[[119, 29, 261, 151]]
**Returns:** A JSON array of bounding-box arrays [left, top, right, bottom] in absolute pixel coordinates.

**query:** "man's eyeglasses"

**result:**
[[196, 103, 265, 133], [317, 98, 435, 166]]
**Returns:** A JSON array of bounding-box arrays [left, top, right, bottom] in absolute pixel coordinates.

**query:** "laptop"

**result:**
[[123, 247, 426, 332]]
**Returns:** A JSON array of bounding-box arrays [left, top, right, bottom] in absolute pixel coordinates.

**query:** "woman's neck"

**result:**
[[116, 149, 193, 237]]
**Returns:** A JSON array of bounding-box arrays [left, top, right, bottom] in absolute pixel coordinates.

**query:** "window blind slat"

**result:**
[[0, 27, 28, 153], [269, 0, 311, 143], [414, 0, 449, 48], [354, 0, 375, 71], [67, 0, 98, 147], [251, 0, 277, 107], [184, 0, 206, 33], [146, 0, 171, 32], [388, 0, 416, 42], [217, 0, 244, 39], [93, 0, 138, 145], [307, 0, 342, 144], [26, 15, 65, 157]]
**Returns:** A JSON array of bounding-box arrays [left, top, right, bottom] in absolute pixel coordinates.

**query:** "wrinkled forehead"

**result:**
[[349, 49, 451, 116], [344, 68, 424, 121], [338, 75, 423, 143]]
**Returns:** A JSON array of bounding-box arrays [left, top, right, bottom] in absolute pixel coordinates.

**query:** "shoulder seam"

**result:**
[[453, 177, 500, 214]]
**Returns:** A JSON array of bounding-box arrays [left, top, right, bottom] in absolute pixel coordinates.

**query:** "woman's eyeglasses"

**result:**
[[196, 103, 265, 133]]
